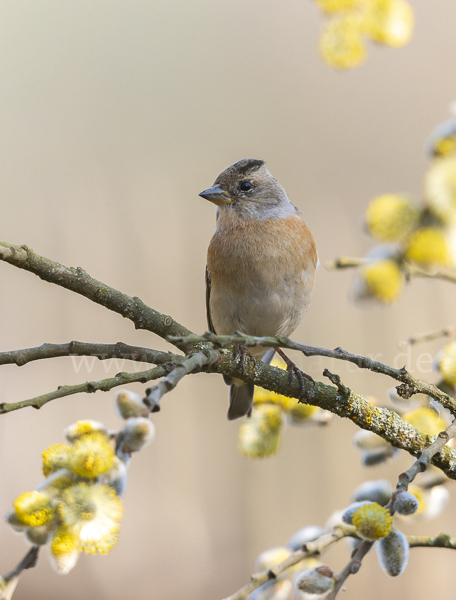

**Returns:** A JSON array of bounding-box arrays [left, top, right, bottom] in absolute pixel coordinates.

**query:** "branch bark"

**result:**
[[144, 349, 219, 412], [326, 540, 373, 600], [0, 341, 177, 367], [395, 418, 456, 495], [408, 533, 456, 549], [0, 242, 194, 351], [327, 255, 456, 284], [222, 528, 348, 600], [2, 243, 456, 478], [0, 365, 170, 414], [170, 332, 456, 415]]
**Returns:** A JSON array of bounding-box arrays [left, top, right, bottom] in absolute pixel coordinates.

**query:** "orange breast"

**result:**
[[207, 211, 317, 337]]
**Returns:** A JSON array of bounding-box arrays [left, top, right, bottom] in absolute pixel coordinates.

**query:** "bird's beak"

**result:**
[[199, 184, 232, 205]]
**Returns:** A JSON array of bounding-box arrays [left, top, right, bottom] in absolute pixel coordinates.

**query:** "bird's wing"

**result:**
[[205, 265, 216, 334]]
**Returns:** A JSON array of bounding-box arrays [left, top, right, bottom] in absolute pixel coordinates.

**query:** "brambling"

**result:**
[[200, 159, 318, 420]]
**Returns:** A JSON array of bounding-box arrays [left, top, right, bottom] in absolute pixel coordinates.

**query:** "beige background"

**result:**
[[0, 1, 455, 598]]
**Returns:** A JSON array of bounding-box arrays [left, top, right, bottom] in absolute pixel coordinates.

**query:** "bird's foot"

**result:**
[[233, 344, 256, 375], [274, 347, 313, 398]]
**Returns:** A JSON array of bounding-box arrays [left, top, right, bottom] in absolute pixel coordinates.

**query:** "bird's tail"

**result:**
[[225, 348, 276, 420], [227, 383, 255, 420]]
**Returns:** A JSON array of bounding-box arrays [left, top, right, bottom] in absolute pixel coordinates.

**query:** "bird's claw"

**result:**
[[233, 344, 256, 375], [275, 347, 313, 399]]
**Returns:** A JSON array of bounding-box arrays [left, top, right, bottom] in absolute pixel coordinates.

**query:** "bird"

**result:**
[[199, 158, 318, 420]]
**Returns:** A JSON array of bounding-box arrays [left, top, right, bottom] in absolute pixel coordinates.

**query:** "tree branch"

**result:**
[[401, 325, 456, 347], [2, 546, 39, 582], [327, 256, 456, 284], [3, 336, 456, 479], [0, 365, 170, 414], [408, 534, 456, 549], [329, 419, 456, 597], [326, 540, 373, 600], [0, 546, 39, 600], [222, 528, 349, 600], [0, 341, 176, 368], [169, 332, 456, 415], [2, 244, 456, 477], [144, 350, 219, 412], [395, 418, 456, 494], [0, 242, 195, 352]]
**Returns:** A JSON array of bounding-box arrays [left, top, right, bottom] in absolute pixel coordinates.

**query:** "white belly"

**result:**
[[209, 266, 314, 339]]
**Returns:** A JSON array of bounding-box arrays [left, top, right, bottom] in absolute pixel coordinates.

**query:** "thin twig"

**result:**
[[2, 244, 456, 476], [401, 326, 456, 347], [326, 540, 374, 600], [0, 546, 40, 600], [395, 418, 456, 494], [408, 533, 456, 549], [0, 365, 170, 414], [327, 255, 456, 284], [2, 546, 39, 581], [223, 529, 456, 600], [169, 332, 456, 415], [0, 242, 195, 352], [144, 350, 219, 411], [222, 528, 349, 600], [294, 419, 456, 598], [0, 341, 177, 367], [326, 257, 365, 270], [410, 265, 456, 284]]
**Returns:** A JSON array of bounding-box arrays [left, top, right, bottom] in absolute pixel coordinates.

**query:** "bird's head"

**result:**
[[199, 158, 295, 220]]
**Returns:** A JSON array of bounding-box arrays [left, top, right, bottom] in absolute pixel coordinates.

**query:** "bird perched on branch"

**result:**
[[200, 158, 318, 420]]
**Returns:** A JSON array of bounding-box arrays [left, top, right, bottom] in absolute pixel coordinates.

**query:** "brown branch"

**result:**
[[0, 546, 39, 600], [0, 341, 176, 367], [316, 416, 456, 600], [408, 533, 456, 549], [3, 338, 456, 480], [324, 531, 456, 600], [0, 365, 170, 414], [327, 255, 456, 284], [2, 546, 39, 582], [327, 421, 456, 597], [2, 244, 456, 477], [409, 265, 456, 285], [395, 418, 456, 494], [222, 528, 349, 600], [144, 350, 219, 412], [0, 242, 195, 352], [326, 257, 365, 270], [169, 332, 456, 415], [326, 540, 373, 600], [401, 326, 456, 347]]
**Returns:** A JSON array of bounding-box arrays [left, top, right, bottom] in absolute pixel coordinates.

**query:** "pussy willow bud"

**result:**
[[248, 580, 292, 600], [351, 480, 392, 506], [26, 522, 54, 545], [361, 447, 398, 466], [376, 527, 409, 576], [115, 389, 148, 419], [286, 525, 326, 551], [294, 565, 335, 596], [98, 458, 128, 497], [254, 547, 291, 572], [64, 420, 108, 443], [392, 490, 419, 516], [121, 417, 155, 452], [351, 503, 392, 540], [342, 501, 373, 525]]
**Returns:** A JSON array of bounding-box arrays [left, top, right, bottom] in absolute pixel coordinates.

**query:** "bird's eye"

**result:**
[[239, 181, 253, 193]]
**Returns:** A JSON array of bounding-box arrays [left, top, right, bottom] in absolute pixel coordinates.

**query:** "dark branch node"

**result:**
[[396, 383, 418, 399], [323, 369, 350, 397]]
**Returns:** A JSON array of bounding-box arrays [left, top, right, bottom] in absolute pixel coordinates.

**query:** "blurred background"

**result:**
[[0, 1, 455, 598]]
